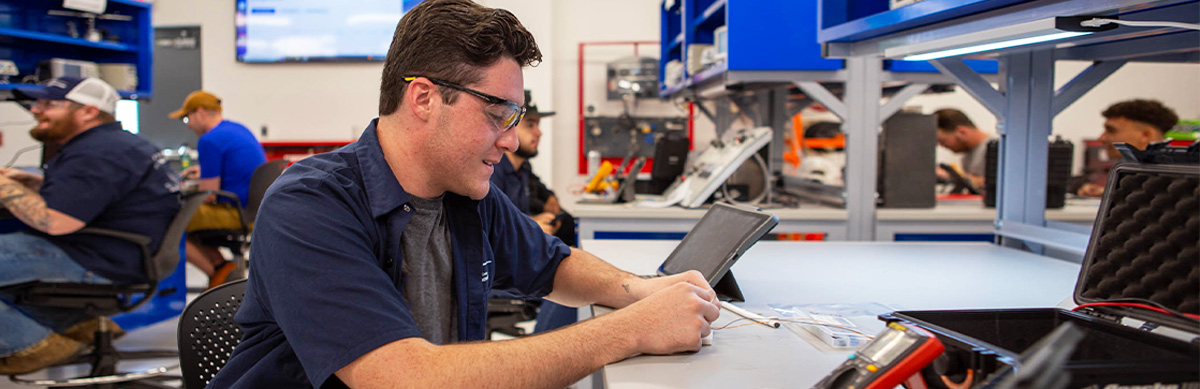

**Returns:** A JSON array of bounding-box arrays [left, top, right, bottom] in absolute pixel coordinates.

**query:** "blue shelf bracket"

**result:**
[[930, 58, 1006, 117], [1051, 60, 1127, 117]]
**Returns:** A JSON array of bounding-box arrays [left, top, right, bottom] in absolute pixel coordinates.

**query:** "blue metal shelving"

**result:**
[[0, 0, 153, 98]]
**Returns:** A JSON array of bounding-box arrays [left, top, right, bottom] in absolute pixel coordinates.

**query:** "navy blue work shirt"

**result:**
[[209, 119, 572, 388], [37, 121, 181, 284], [489, 155, 531, 214]]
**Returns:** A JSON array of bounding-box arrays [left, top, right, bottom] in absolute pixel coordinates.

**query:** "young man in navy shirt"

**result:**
[[169, 90, 266, 288], [0, 77, 180, 374], [209, 0, 720, 387]]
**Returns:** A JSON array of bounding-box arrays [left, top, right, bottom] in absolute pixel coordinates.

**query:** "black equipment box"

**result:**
[[884, 143, 1200, 388], [984, 138, 1074, 209]]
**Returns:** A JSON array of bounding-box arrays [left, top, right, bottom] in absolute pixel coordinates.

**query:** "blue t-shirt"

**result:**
[[208, 119, 571, 388], [197, 120, 266, 206], [37, 122, 181, 284]]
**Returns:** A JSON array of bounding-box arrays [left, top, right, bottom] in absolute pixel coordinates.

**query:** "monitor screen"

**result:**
[[235, 0, 419, 63]]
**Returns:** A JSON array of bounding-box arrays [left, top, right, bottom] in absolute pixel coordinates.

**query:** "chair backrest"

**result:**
[[178, 279, 247, 389], [148, 191, 210, 281], [242, 160, 286, 225]]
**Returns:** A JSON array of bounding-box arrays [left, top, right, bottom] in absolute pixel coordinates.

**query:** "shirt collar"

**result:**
[[496, 154, 519, 177], [354, 119, 410, 218]]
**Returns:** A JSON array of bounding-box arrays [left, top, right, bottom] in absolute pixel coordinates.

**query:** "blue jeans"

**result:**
[[0, 232, 111, 357]]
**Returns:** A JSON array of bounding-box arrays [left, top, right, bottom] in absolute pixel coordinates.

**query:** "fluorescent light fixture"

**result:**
[[884, 17, 1100, 61], [901, 31, 1089, 61]]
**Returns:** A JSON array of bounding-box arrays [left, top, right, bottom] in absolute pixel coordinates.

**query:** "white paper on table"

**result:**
[[63, 0, 107, 14]]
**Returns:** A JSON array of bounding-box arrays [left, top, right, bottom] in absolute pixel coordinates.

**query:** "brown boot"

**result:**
[[61, 316, 126, 345], [208, 261, 239, 290], [0, 333, 86, 375]]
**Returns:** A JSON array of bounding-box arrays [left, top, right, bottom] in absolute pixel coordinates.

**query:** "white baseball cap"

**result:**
[[15, 77, 120, 114]]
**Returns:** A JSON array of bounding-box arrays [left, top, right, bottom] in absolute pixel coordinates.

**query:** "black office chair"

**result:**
[[189, 160, 286, 286], [177, 279, 246, 389], [3, 191, 209, 388]]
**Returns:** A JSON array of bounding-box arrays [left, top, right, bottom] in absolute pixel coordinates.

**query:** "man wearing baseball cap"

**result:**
[[488, 90, 579, 334], [0, 77, 180, 374], [168, 90, 266, 289]]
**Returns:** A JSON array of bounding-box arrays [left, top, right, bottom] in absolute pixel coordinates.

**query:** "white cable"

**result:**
[[1081, 18, 1200, 31]]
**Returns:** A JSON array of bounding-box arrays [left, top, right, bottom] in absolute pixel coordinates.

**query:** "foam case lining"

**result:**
[[883, 159, 1200, 388]]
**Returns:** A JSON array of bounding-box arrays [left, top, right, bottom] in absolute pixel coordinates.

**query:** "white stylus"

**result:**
[[719, 301, 780, 329]]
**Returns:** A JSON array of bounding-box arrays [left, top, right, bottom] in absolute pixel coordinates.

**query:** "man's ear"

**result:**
[[75, 105, 100, 122], [956, 126, 972, 139], [406, 79, 436, 122]]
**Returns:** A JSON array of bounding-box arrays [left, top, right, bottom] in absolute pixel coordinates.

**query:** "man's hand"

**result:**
[[935, 166, 951, 181], [0, 168, 44, 191], [544, 194, 562, 215], [532, 212, 559, 234], [1078, 183, 1105, 198], [609, 276, 721, 355], [181, 165, 201, 180]]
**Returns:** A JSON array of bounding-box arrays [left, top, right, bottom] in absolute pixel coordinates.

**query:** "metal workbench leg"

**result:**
[[843, 57, 883, 241]]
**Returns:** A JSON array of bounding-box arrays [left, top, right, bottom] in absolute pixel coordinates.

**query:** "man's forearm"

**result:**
[[543, 248, 642, 308], [0, 177, 54, 232], [0, 177, 83, 235], [339, 314, 636, 388]]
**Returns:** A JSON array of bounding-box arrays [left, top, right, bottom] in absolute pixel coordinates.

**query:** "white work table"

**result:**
[[580, 240, 1082, 388]]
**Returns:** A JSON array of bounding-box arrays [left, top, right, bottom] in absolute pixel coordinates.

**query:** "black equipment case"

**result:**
[[883, 142, 1200, 388]]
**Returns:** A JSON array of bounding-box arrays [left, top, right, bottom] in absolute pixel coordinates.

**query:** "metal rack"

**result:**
[[817, 0, 1199, 253], [659, 0, 1002, 240]]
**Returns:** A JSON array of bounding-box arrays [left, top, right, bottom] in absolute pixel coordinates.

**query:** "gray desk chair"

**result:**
[[189, 160, 286, 286], [176, 278, 246, 389], [3, 191, 209, 388]]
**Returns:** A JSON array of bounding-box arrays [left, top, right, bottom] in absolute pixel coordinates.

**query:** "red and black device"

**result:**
[[813, 322, 945, 389]]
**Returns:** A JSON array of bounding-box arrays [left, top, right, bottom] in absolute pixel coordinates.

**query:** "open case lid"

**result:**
[[1074, 143, 1199, 331]]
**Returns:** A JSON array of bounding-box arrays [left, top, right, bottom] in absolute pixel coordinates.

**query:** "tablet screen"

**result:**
[[659, 203, 776, 284]]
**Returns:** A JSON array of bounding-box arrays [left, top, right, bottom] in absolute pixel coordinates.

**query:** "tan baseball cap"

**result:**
[[168, 90, 222, 119]]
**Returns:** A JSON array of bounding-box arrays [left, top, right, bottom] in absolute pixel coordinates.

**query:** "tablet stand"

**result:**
[[714, 271, 744, 302]]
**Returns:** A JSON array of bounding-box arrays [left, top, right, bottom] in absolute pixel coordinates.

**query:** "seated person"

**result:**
[[169, 91, 266, 288], [490, 90, 575, 247], [208, 2, 719, 387], [1076, 99, 1177, 197], [0, 77, 180, 374], [490, 90, 579, 333], [934, 108, 992, 188]]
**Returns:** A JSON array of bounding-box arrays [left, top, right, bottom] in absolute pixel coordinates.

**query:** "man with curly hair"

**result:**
[[208, 1, 720, 387], [1077, 99, 1178, 197]]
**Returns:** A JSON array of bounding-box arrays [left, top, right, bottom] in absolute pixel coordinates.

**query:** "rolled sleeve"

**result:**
[[483, 188, 571, 299], [245, 177, 423, 387]]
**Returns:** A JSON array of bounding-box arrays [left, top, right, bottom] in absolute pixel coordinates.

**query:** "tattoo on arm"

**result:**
[[0, 182, 53, 232], [622, 283, 631, 295]]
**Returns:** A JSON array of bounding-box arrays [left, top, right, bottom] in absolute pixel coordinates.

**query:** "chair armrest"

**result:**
[[212, 190, 245, 209], [75, 227, 153, 247]]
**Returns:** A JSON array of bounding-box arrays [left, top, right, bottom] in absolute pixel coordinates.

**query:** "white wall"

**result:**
[[0, 102, 40, 167]]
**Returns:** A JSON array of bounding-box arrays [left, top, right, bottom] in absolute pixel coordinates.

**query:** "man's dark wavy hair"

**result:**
[[378, 0, 542, 115], [1102, 99, 1178, 134]]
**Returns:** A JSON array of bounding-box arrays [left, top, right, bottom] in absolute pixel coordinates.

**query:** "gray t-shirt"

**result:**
[[962, 139, 990, 178], [400, 194, 457, 344]]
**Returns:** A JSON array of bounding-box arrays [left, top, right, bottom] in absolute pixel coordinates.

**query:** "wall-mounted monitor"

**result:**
[[235, 0, 421, 63]]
